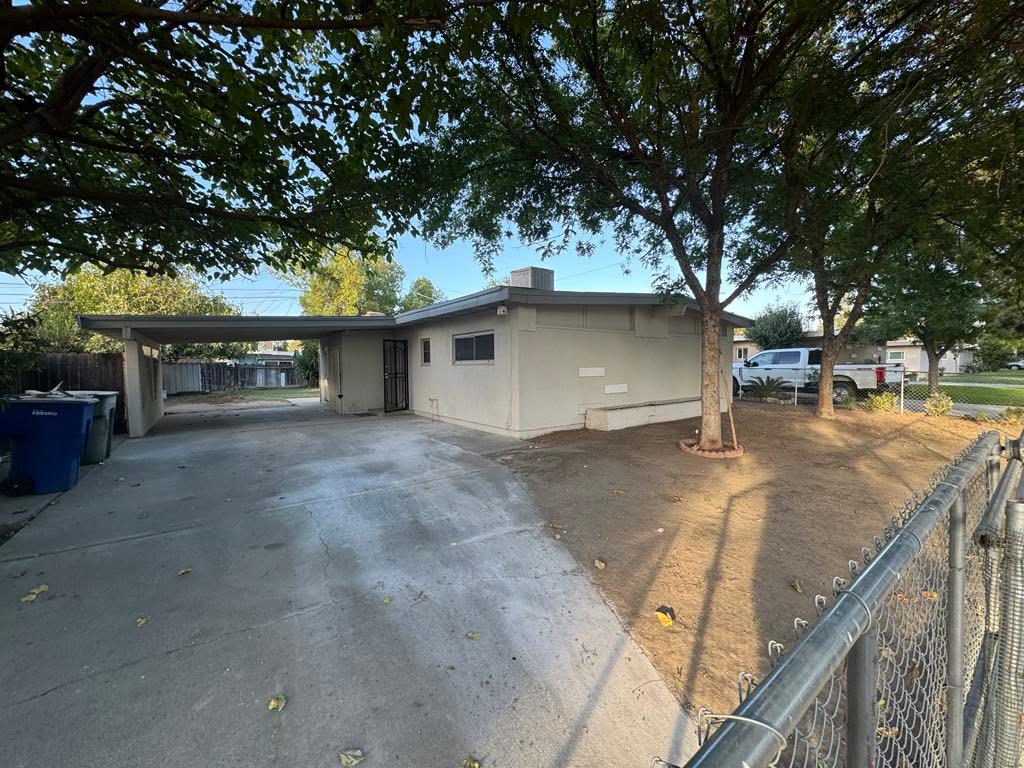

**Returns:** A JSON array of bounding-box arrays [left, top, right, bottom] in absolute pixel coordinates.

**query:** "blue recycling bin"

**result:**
[[0, 396, 96, 493]]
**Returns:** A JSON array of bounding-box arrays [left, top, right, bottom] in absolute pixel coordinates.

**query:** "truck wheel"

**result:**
[[733, 377, 740, 397], [833, 382, 856, 402]]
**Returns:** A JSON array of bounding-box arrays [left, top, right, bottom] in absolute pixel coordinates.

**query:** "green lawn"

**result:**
[[944, 370, 1024, 386], [167, 387, 320, 405], [904, 384, 1024, 407], [238, 386, 320, 401]]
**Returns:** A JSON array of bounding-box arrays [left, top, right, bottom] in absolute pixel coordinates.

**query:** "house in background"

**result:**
[[734, 331, 885, 365], [236, 340, 296, 366], [885, 339, 976, 375]]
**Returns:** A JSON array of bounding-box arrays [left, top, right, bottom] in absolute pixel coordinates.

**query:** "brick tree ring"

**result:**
[[678, 438, 745, 459]]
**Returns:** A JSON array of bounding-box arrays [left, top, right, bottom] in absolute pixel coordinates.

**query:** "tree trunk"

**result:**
[[925, 344, 941, 393], [816, 339, 839, 418], [699, 305, 724, 450]]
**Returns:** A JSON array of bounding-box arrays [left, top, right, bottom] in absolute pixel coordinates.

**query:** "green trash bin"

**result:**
[[67, 390, 119, 464]]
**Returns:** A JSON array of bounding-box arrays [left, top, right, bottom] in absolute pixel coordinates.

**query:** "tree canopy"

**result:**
[[860, 254, 983, 390], [28, 266, 249, 360], [398, 276, 446, 312], [0, 0, 477, 278], [284, 248, 439, 315], [745, 304, 804, 351]]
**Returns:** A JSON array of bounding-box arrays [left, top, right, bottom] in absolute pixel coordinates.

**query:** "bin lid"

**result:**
[[66, 390, 119, 396], [9, 395, 98, 405]]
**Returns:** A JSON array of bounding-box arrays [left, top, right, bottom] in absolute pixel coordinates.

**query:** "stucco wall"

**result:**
[[123, 335, 163, 437], [515, 304, 733, 437], [320, 331, 388, 414], [399, 309, 517, 435]]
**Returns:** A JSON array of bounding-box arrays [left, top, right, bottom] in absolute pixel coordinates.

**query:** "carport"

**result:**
[[77, 315, 394, 437]]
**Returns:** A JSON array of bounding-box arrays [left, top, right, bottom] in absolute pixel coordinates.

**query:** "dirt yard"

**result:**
[[500, 401, 999, 718]]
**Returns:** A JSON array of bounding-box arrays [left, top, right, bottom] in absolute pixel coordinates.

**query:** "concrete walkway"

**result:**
[[0, 403, 694, 768]]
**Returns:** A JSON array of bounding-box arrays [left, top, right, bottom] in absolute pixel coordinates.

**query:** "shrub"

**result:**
[[747, 375, 787, 399], [924, 391, 953, 417], [866, 391, 899, 412]]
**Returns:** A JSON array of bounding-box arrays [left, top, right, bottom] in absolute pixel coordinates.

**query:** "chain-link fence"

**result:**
[[678, 428, 1024, 768], [736, 368, 1024, 424]]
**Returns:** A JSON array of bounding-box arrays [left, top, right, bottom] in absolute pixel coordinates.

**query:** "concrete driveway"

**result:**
[[1, 402, 694, 767]]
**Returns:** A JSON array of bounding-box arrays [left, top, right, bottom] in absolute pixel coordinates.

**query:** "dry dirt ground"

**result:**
[[499, 401, 1000, 719]]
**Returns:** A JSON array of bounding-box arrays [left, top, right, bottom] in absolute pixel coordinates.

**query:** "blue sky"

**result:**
[[0, 233, 812, 320]]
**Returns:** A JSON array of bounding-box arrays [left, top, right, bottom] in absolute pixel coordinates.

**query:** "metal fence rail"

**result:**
[[683, 428, 1024, 768]]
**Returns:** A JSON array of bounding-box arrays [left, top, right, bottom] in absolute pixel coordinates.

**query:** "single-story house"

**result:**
[[885, 339, 976, 375], [78, 267, 748, 439], [734, 331, 885, 364]]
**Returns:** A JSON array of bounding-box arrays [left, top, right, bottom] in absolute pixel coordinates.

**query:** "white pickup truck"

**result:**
[[733, 347, 904, 401]]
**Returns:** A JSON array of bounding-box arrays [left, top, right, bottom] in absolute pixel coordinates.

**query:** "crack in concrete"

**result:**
[[2, 601, 334, 710], [305, 507, 334, 596]]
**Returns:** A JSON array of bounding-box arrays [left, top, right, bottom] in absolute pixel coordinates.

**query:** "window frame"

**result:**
[[421, 337, 431, 366], [452, 330, 496, 365], [888, 350, 905, 361]]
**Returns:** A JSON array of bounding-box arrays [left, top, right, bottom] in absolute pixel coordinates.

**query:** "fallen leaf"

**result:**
[[790, 579, 803, 594], [178, 567, 192, 576], [339, 748, 365, 766], [657, 528, 665, 533], [465, 630, 480, 640], [383, 595, 393, 605], [19, 584, 48, 603], [462, 757, 482, 768], [594, 559, 607, 571], [670, 495, 685, 502], [554, 533, 561, 539], [135, 616, 148, 628], [267, 694, 286, 712], [611, 489, 625, 494], [920, 590, 939, 600], [655, 605, 676, 627]]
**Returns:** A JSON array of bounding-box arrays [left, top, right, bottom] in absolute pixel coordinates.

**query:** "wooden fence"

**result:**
[[13, 353, 128, 433]]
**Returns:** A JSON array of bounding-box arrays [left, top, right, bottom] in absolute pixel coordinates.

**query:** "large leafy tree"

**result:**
[[398, 276, 446, 312], [416, 2, 894, 450], [28, 266, 249, 360], [0, 1, 472, 278], [285, 249, 407, 315], [744, 304, 803, 351], [753, 0, 1022, 416], [860, 253, 983, 392]]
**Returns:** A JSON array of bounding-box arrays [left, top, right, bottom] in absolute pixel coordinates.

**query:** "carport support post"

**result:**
[[946, 491, 967, 768], [122, 327, 163, 437], [846, 624, 879, 767]]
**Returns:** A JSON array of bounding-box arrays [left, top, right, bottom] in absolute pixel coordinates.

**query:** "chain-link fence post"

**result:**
[[993, 496, 1024, 767], [846, 624, 879, 767], [947, 491, 968, 767], [899, 368, 905, 414]]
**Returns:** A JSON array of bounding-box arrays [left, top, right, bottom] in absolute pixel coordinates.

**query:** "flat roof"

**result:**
[[77, 314, 396, 344], [78, 287, 750, 343]]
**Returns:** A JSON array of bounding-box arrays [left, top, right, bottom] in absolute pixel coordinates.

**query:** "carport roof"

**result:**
[[78, 286, 750, 344], [77, 314, 396, 344]]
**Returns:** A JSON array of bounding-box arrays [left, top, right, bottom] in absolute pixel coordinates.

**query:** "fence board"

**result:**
[[12, 353, 128, 433]]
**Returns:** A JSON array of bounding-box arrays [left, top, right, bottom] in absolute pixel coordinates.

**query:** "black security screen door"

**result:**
[[383, 339, 408, 412]]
